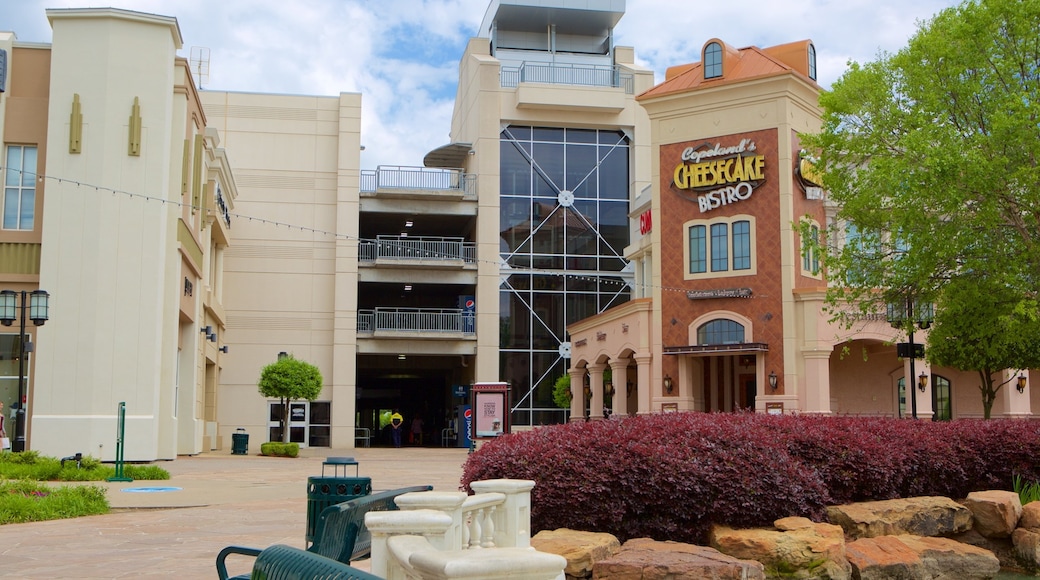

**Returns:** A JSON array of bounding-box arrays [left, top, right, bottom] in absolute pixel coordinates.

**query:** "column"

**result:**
[[802, 350, 832, 414], [635, 354, 652, 415], [610, 358, 631, 417], [588, 363, 606, 420], [568, 367, 585, 423]]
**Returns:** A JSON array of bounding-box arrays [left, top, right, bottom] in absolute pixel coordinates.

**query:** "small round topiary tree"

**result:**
[[257, 354, 323, 443]]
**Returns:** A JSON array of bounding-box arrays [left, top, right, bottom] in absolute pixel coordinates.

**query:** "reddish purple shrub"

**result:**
[[460, 414, 1040, 544]]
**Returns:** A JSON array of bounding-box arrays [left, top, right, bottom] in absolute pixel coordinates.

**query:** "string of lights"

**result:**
[[9, 166, 761, 299]]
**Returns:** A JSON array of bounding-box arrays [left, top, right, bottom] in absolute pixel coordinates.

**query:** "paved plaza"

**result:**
[[0, 447, 469, 578]]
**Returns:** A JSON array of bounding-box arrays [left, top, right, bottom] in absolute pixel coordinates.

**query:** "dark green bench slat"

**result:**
[[250, 544, 382, 580]]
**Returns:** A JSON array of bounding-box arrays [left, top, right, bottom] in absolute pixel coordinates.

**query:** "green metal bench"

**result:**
[[216, 485, 432, 580], [220, 544, 382, 580]]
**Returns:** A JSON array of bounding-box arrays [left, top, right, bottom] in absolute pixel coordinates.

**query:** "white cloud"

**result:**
[[6, 0, 961, 169]]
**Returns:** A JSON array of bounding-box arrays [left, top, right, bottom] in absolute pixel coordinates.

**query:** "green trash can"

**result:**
[[306, 457, 371, 545], [231, 428, 249, 455]]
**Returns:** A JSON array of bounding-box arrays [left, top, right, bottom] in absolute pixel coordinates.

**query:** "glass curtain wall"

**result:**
[[499, 126, 631, 426]]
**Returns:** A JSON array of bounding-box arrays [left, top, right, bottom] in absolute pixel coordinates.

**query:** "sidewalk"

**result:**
[[0, 446, 469, 579]]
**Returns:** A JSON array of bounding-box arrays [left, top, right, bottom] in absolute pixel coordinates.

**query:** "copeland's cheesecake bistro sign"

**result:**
[[672, 139, 766, 212]]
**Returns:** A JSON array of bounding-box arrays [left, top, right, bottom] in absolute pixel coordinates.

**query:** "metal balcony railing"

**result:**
[[500, 62, 634, 94], [359, 236, 476, 264], [360, 166, 477, 198], [357, 308, 476, 335]]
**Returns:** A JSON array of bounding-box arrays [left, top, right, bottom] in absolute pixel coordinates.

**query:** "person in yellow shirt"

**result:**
[[390, 411, 404, 448]]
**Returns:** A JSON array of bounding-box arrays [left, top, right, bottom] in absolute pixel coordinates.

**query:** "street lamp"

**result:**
[[0, 290, 49, 452], [887, 297, 933, 419]]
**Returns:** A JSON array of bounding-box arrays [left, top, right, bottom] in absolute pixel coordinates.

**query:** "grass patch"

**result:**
[[0, 480, 108, 524], [1013, 474, 1040, 505], [0, 450, 170, 481]]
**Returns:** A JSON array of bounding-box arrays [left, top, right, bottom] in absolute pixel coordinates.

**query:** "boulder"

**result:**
[[826, 496, 972, 539], [1019, 501, 1040, 530], [895, 534, 1000, 579], [845, 535, 928, 580], [963, 490, 1022, 538], [592, 538, 764, 580], [531, 528, 620, 579], [710, 518, 851, 579], [1012, 527, 1040, 571]]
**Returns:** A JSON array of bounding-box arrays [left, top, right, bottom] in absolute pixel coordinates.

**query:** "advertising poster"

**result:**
[[474, 392, 505, 437]]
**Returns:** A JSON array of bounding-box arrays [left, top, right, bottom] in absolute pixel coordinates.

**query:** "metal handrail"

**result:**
[[358, 236, 476, 263], [357, 308, 476, 335], [500, 62, 634, 94], [360, 166, 477, 197]]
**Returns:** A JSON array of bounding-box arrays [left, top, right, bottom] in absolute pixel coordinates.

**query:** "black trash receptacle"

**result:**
[[305, 457, 371, 545], [231, 428, 249, 455]]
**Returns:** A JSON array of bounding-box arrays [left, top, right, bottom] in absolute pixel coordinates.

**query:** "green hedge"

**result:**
[[260, 441, 299, 457]]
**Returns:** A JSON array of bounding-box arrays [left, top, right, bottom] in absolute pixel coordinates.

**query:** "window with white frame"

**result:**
[[685, 215, 755, 279], [801, 219, 821, 277], [704, 42, 723, 79], [4, 145, 37, 230]]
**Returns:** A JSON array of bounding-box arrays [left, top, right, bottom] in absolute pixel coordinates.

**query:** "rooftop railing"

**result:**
[[357, 307, 475, 336], [501, 61, 634, 94], [360, 165, 477, 198], [359, 236, 476, 264]]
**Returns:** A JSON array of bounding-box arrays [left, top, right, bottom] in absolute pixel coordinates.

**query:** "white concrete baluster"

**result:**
[[469, 479, 535, 548], [469, 507, 484, 549], [481, 505, 497, 547]]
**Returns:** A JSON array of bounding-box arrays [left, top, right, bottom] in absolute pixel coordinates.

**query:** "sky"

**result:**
[[6, 0, 963, 169]]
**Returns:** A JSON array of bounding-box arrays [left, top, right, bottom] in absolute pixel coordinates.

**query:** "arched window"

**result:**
[[808, 43, 817, 81], [704, 42, 723, 79], [932, 375, 952, 421], [697, 319, 745, 345]]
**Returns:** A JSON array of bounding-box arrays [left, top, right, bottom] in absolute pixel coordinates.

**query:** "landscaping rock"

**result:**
[[846, 535, 928, 580], [710, 518, 851, 579], [963, 490, 1022, 538], [895, 534, 1000, 579], [826, 496, 972, 539], [531, 528, 620, 579], [1019, 501, 1040, 530], [593, 538, 764, 580], [952, 528, 1018, 573], [1012, 527, 1040, 571]]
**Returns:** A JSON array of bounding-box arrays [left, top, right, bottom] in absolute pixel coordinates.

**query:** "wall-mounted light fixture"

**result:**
[[208, 333, 217, 343], [627, 381, 634, 397], [277, 351, 288, 361], [664, 375, 673, 394], [219, 345, 229, 354], [604, 380, 614, 398], [200, 325, 212, 335], [768, 371, 778, 391], [918, 372, 928, 392], [1018, 374, 1027, 393]]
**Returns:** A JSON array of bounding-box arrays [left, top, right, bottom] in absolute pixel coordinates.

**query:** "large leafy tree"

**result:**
[[258, 354, 323, 442], [803, 0, 1040, 407], [927, 277, 1040, 418]]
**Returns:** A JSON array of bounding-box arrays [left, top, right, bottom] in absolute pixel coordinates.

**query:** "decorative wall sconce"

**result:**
[[1018, 374, 1027, 393], [918, 372, 928, 392], [663, 375, 673, 394], [604, 380, 614, 398], [768, 371, 778, 391], [583, 382, 592, 400], [739, 354, 755, 367]]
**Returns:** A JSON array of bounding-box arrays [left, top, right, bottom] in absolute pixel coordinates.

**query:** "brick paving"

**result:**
[[0, 447, 469, 579]]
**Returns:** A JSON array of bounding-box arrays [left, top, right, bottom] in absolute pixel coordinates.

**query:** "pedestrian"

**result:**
[[390, 410, 404, 448]]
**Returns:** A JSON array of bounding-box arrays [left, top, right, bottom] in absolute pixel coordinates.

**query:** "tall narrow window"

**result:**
[[932, 375, 951, 421], [808, 43, 817, 81], [704, 42, 723, 79], [4, 145, 37, 230], [802, 223, 820, 275], [732, 220, 750, 270], [710, 223, 728, 271], [689, 225, 706, 273]]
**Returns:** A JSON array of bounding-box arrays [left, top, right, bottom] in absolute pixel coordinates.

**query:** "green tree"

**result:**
[[801, 0, 1040, 415], [927, 278, 1040, 419], [803, 0, 1040, 318], [257, 354, 323, 442], [553, 374, 572, 409]]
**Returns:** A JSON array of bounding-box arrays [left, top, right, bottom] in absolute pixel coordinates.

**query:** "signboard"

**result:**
[[453, 384, 468, 398], [686, 287, 753, 300], [671, 139, 767, 213], [766, 402, 784, 415], [471, 382, 510, 439]]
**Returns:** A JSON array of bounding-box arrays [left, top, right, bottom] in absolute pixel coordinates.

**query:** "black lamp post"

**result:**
[[0, 289, 49, 452], [887, 297, 933, 419]]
